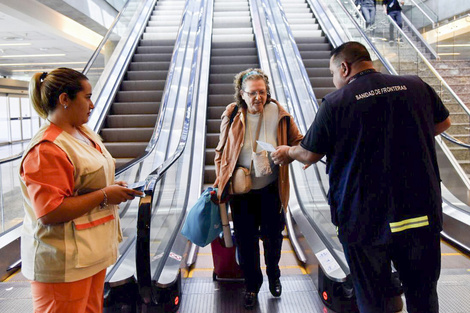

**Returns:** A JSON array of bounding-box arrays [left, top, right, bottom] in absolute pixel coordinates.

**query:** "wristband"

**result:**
[[100, 189, 108, 209]]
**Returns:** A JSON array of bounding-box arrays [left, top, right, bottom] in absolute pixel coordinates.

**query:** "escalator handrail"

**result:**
[[107, 0, 202, 283], [385, 14, 470, 118], [82, 0, 132, 75], [407, 0, 438, 26], [136, 0, 208, 301], [441, 132, 470, 149], [305, 0, 347, 48], [0, 152, 22, 165], [115, 1, 192, 176], [274, 0, 320, 112], [88, 0, 159, 133], [401, 13, 439, 60]]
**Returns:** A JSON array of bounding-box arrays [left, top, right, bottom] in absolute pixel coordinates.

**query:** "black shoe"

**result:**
[[269, 279, 282, 297], [244, 291, 258, 309]]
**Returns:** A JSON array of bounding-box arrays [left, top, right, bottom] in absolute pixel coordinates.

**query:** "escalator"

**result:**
[[100, 0, 184, 169], [204, 0, 259, 188]]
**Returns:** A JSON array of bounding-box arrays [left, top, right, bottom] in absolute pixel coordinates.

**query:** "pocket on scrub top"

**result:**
[[72, 210, 116, 268]]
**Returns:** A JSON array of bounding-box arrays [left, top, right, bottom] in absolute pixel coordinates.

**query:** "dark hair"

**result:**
[[330, 41, 372, 67], [233, 68, 271, 109], [29, 68, 88, 119]]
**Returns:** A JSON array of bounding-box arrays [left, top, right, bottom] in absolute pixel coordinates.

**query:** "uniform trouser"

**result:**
[[230, 179, 285, 293], [342, 227, 441, 313], [31, 269, 106, 313], [388, 10, 403, 41]]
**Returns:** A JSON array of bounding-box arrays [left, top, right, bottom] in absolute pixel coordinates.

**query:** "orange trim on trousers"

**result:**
[[30, 269, 106, 313]]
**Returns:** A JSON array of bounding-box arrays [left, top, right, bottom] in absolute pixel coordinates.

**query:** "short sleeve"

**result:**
[[300, 100, 333, 155], [21, 142, 75, 218], [424, 82, 449, 124]]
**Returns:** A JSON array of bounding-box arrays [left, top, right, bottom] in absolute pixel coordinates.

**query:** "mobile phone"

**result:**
[[128, 181, 146, 197]]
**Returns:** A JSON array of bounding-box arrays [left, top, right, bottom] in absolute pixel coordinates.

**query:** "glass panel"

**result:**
[[0, 96, 9, 144], [21, 98, 32, 140], [31, 108, 41, 134], [8, 97, 20, 119], [10, 120, 22, 142], [0, 158, 23, 233], [85, 0, 150, 89]]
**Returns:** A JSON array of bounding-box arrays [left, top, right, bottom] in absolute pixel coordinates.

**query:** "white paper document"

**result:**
[[256, 140, 276, 152]]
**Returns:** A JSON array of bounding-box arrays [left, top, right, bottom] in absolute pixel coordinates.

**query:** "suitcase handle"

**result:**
[[219, 202, 233, 247]]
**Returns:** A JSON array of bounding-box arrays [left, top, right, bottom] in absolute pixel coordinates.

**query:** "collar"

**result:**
[[347, 69, 377, 84]]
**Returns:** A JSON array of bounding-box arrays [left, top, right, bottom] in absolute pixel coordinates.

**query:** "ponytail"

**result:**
[[28, 68, 88, 119], [29, 72, 48, 119]]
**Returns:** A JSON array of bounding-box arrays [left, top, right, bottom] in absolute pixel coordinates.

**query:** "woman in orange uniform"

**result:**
[[19, 68, 143, 313]]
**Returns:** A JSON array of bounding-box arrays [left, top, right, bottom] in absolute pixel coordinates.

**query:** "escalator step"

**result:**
[[100, 128, 154, 142], [209, 94, 236, 106], [207, 106, 226, 119], [104, 142, 148, 158], [210, 73, 236, 84], [112, 102, 160, 114], [208, 84, 234, 95], [132, 54, 172, 62], [115, 90, 163, 102], [106, 114, 158, 128], [126, 71, 168, 81], [210, 64, 259, 74], [212, 41, 255, 49], [211, 55, 259, 65], [129, 62, 171, 71], [120, 80, 166, 91]]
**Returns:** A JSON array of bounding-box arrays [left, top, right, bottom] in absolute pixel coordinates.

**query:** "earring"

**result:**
[[64, 105, 68, 109]]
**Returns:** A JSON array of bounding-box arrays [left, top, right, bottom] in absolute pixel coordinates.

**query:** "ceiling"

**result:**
[[0, 0, 115, 83], [0, 0, 469, 85]]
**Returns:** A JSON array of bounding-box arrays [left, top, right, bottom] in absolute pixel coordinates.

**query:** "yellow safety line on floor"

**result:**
[[442, 253, 462, 256], [3, 268, 20, 282], [188, 264, 306, 278], [197, 250, 296, 257], [441, 240, 470, 261]]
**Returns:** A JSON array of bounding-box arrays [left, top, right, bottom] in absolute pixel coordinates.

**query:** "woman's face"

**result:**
[[240, 78, 268, 114], [68, 80, 94, 126]]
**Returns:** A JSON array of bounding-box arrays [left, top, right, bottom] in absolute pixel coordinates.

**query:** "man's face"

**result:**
[[329, 56, 347, 89]]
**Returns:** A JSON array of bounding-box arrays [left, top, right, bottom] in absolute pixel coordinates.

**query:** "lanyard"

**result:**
[[348, 69, 377, 84]]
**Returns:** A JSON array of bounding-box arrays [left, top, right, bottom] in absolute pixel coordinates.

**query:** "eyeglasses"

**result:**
[[243, 90, 267, 98]]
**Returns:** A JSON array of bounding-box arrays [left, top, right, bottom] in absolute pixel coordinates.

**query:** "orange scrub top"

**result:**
[[21, 131, 102, 219]]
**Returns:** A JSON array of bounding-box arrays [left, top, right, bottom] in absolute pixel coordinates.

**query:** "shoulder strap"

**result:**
[[229, 105, 239, 125], [252, 111, 263, 152]]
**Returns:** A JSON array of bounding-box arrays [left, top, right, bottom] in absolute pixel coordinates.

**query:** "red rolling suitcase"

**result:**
[[210, 234, 244, 281]]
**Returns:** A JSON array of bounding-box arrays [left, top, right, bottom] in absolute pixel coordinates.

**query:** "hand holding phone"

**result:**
[[128, 181, 146, 197]]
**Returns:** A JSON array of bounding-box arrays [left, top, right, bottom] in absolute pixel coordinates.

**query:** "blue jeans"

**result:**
[[388, 10, 403, 41], [361, 5, 376, 28]]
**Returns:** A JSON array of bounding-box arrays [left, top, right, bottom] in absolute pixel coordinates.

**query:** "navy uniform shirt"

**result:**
[[301, 70, 449, 245]]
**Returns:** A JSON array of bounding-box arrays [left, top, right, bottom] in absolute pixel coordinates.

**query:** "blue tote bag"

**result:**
[[181, 187, 223, 247]]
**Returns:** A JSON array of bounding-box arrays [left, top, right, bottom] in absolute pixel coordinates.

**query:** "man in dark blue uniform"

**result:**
[[272, 41, 451, 312]]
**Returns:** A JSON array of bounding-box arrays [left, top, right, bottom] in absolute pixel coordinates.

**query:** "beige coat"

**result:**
[[19, 122, 121, 282], [214, 100, 303, 210]]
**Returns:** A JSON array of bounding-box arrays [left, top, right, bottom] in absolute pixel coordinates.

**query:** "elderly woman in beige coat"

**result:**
[[214, 68, 303, 309]]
